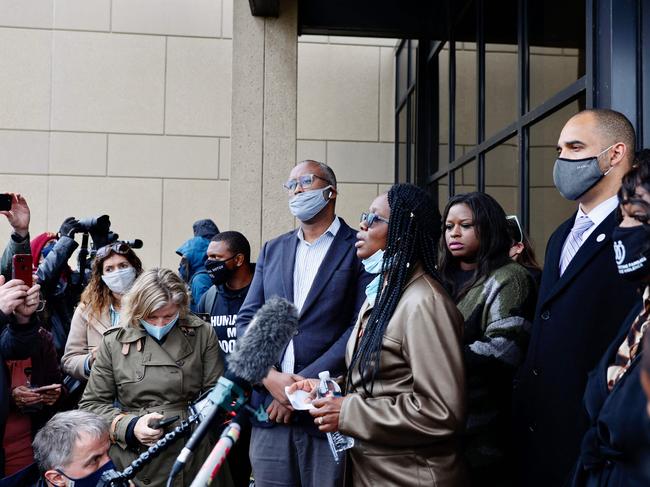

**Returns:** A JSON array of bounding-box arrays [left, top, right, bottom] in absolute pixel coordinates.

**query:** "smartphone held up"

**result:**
[[0, 193, 11, 212], [12, 254, 33, 287]]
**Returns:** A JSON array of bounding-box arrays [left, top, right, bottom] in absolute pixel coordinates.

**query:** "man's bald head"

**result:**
[[572, 109, 635, 158], [297, 160, 337, 189]]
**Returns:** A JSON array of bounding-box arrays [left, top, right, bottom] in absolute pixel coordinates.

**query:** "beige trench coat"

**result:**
[[61, 303, 112, 380], [339, 264, 467, 487], [79, 314, 224, 487]]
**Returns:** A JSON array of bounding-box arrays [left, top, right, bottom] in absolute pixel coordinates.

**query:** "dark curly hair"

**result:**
[[438, 192, 511, 300], [618, 149, 650, 209]]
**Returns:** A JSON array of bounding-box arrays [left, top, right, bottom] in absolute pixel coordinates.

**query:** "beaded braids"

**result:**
[[347, 183, 442, 396]]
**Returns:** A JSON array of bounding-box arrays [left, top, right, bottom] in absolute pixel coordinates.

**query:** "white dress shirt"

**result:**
[[280, 216, 341, 374], [559, 194, 619, 267]]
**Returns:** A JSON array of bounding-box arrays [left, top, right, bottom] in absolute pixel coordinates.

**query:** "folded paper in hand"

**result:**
[[284, 386, 315, 410]]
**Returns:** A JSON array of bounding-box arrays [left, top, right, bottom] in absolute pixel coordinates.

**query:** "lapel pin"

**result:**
[[596, 233, 605, 242]]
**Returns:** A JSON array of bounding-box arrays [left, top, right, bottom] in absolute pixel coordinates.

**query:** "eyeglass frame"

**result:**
[[506, 215, 523, 244], [283, 174, 332, 192], [95, 242, 131, 260], [360, 212, 390, 228]]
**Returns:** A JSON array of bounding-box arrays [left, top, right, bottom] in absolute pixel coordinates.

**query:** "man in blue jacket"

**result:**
[[236, 160, 371, 487]]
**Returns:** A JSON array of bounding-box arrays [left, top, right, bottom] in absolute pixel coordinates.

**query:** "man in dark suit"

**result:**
[[514, 109, 639, 486], [236, 160, 370, 487]]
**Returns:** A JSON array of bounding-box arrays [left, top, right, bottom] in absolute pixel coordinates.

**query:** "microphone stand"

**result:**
[[189, 402, 269, 487], [94, 377, 248, 487], [97, 413, 200, 487], [166, 377, 247, 485]]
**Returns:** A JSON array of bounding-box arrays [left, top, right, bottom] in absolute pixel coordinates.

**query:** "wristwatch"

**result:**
[[10, 231, 28, 243]]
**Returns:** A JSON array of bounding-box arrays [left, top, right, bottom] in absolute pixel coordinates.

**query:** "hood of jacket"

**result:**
[[176, 236, 210, 280], [192, 219, 219, 240]]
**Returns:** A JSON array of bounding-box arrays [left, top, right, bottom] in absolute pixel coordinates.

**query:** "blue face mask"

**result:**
[[56, 459, 116, 487], [140, 313, 179, 340], [365, 275, 381, 306], [363, 249, 388, 306], [362, 249, 385, 274], [289, 186, 333, 222]]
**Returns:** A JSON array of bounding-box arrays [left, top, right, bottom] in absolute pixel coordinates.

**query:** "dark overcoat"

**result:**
[[513, 211, 639, 487], [569, 301, 650, 487]]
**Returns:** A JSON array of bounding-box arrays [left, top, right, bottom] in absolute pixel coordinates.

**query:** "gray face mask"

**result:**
[[553, 144, 614, 200], [289, 185, 333, 222]]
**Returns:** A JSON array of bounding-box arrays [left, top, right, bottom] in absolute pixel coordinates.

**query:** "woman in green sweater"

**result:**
[[438, 192, 537, 487]]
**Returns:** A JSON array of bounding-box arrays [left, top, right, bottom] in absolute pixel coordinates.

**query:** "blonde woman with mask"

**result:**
[[79, 268, 223, 487]]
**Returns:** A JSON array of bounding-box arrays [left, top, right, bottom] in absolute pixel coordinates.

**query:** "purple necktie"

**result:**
[[559, 215, 593, 275]]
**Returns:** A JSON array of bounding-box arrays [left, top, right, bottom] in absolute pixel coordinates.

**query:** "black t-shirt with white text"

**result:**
[[198, 283, 250, 356]]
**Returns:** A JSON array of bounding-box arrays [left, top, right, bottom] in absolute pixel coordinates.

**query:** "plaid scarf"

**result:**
[[607, 286, 650, 390]]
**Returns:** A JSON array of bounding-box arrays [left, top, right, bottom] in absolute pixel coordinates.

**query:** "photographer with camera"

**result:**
[[29, 219, 81, 359], [32, 215, 114, 358], [61, 242, 143, 382], [0, 193, 84, 359]]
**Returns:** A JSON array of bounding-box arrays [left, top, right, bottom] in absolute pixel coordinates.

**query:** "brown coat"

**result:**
[[79, 314, 224, 487], [339, 265, 467, 487], [61, 303, 112, 380]]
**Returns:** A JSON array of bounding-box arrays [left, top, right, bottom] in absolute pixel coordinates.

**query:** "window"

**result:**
[[396, 0, 589, 258], [395, 40, 419, 183], [485, 136, 518, 215]]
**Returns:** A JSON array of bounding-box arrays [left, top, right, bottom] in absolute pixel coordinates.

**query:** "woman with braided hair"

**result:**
[[438, 192, 536, 486], [288, 183, 467, 486]]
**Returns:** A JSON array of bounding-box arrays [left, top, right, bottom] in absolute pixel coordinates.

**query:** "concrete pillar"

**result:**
[[230, 0, 297, 256]]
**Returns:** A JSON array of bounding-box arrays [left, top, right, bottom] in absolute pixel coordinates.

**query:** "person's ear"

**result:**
[[234, 253, 245, 268], [609, 142, 628, 167], [44, 469, 67, 486], [328, 188, 337, 200], [509, 242, 524, 259]]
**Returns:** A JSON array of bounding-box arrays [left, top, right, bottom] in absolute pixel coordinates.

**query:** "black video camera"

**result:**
[[77, 215, 113, 249], [72, 215, 142, 289]]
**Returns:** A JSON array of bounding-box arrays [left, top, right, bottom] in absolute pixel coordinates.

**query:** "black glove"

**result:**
[[58, 217, 80, 238]]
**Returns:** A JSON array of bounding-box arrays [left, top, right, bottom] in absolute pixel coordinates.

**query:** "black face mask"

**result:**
[[205, 255, 237, 286], [612, 225, 650, 282]]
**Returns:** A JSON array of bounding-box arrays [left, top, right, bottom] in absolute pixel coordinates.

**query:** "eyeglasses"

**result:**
[[283, 174, 331, 192], [506, 215, 523, 244], [96, 242, 130, 260], [360, 212, 390, 228]]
